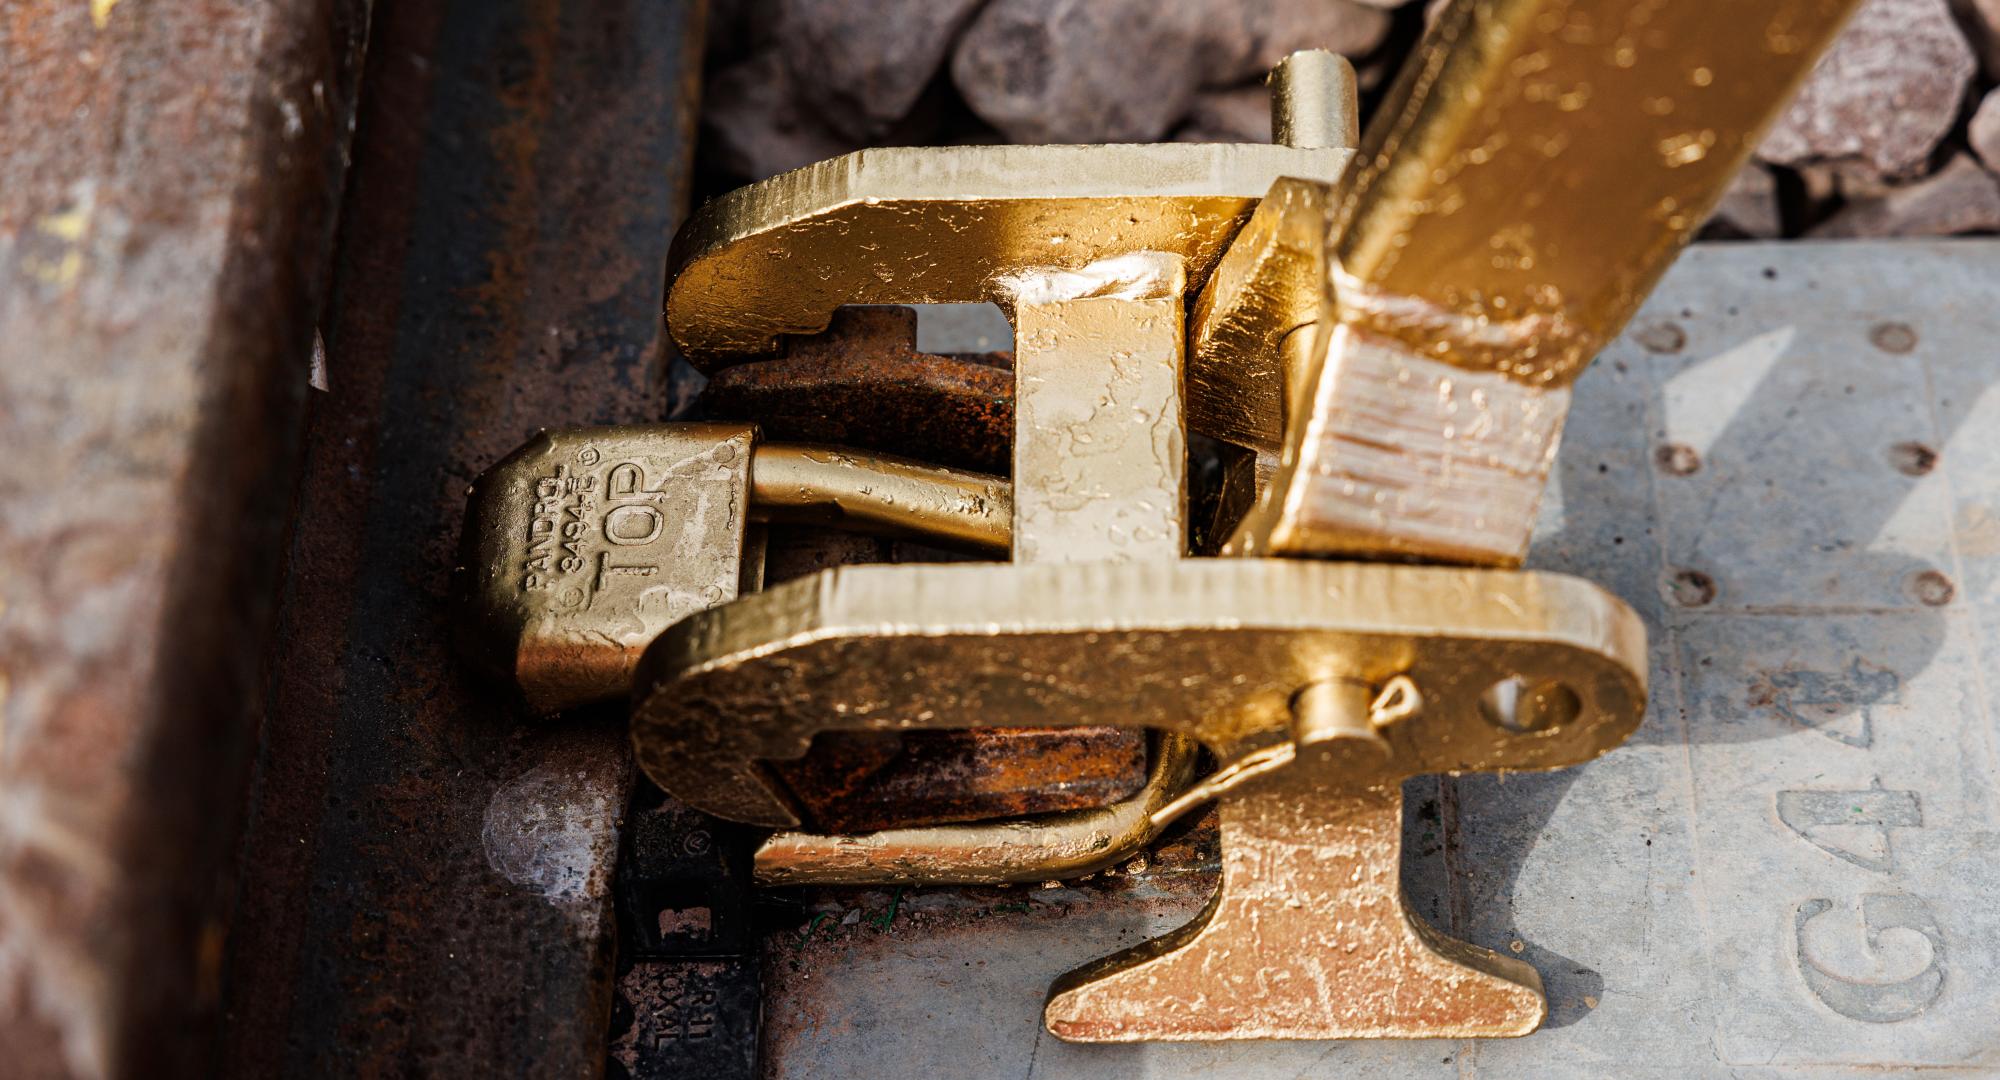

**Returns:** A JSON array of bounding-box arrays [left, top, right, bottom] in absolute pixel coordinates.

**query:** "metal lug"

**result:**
[[459, 424, 1007, 714]]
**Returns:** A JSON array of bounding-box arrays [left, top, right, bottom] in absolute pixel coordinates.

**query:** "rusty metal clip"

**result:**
[[753, 731, 1198, 886]]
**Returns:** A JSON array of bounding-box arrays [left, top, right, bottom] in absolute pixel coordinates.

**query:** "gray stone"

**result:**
[[1970, 87, 2000, 172], [1704, 162, 1783, 238], [777, 0, 986, 140], [1758, 0, 1975, 179], [952, 0, 1387, 145], [702, 50, 862, 180], [1809, 154, 2000, 237]]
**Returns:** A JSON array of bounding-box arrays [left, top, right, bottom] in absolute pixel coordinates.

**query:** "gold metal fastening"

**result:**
[[461, 422, 1206, 886], [631, 560, 1646, 1038], [476, 1, 1871, 1037], [458, 423, 1007, 714], [629, 44, 1657, 1042]]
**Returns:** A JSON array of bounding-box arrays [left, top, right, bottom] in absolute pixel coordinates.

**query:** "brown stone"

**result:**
[[952, 0, 1387, 145], [1705, 162, 1784, 238], [1198, 0, 1394, 87], [1175, 85, 1273, 144], [707, 0, 786, 62], [777, 0, 987, 140], [1970, 87, 2000, 172], [1796, 158, 1900, 205], [1758, 0, 1974, 179], [703, 50, 864, 180], [1809, 154, 2000, 237], [1950, 0, 2000, 79]]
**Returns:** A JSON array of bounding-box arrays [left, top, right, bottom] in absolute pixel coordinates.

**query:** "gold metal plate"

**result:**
[[663, 143, 1352, 366], [630, 557, 1642, 1040], [1012, 287, 1187, 564], [630, 558, 1645, 827]]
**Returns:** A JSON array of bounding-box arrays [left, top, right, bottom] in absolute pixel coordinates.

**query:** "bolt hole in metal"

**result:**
[[1479, 677, 1582, 734]]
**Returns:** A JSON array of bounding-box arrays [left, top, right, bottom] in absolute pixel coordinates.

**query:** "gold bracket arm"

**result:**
[[631, 560, 1644, 830], [630, 558, 1645, 1038]]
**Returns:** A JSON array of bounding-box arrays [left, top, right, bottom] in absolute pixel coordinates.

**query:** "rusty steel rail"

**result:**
[[215, 2, 709, 1076], [0, 1, 370, 1076]]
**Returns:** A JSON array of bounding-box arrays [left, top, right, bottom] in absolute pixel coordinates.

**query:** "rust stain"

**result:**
[[699, 306, 1014, 475], [755, 521, 1150, 833], [1888, 440, 1939, 476], [1957, 502, 2000, 557]]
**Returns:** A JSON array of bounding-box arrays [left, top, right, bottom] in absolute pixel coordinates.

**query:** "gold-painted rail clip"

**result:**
[[636, 47, 1649, 1043]]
